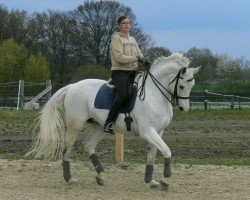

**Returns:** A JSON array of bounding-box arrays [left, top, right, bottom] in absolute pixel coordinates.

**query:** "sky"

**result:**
[[1, 0, 250, 60]]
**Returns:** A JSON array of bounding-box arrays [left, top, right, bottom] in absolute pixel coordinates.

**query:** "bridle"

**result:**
[[138, 67, 191, 106]]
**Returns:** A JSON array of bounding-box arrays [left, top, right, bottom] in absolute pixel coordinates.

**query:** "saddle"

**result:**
[[94, 75, 141, 131]]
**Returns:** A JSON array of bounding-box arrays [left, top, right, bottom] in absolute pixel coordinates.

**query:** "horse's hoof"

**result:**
[[95, 176, 104, 186], [95, 172, 104, 186], [68, 177, 77, 184], [160, 178, 170, 190], [149, 180, 160, 189]]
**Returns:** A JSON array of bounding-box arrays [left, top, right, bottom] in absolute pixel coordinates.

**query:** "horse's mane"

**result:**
[[152, 53, 190, 68]]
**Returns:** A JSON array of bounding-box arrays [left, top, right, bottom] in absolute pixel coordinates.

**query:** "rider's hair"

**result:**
[[117, 16, 128, 25]]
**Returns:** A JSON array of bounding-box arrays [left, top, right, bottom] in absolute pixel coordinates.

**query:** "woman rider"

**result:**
[[104, 16, 149, 134]]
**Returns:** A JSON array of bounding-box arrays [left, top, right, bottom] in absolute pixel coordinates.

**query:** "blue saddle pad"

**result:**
[[94, 83, 137, 113]]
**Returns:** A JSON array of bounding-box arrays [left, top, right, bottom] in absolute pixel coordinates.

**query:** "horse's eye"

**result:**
[[179, 85, 184, 89]]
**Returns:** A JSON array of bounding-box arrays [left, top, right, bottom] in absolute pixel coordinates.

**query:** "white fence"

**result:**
[[190, 101, 250, 110], [201, 90, 250, 110], [0, 80, 52, 110], [1, 83, 250, 110]]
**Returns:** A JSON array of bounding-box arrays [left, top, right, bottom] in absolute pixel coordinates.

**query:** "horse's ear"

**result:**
[[181, 67, 187, 75], [193, 66, 201, 74]]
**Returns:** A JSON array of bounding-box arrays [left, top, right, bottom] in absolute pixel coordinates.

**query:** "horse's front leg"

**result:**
[[140, 128, 172, 189], [145, 144, 160, 188], [161, 157, 171, 188]]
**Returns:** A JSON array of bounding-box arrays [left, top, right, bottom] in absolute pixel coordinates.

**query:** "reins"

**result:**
[[138, 67, 190, 106]]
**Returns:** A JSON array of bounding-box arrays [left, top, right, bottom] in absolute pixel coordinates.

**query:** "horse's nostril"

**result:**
[[179, 107, 184, 111]]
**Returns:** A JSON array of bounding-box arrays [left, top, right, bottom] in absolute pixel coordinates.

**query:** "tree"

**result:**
[[0, 2, 154, 84], [45, 11, 76, 83], [0, 39, 50, 83], [131, 26, 154, 55], [27, 11, 76, 83], [215, 54, 242, 91], [0, 5, 9, 42], [70, 64, 110, 83], [236, 56, 250, 82], [185, 47, 218, 83], [0, 5, 31, 45], [70, 0, 153, 66], [24, 55, 50, 82], [24, 12, 49, 55], [145, 47, 171, 62], [242, 67, 250, 81], [0, 39, 28, 82]]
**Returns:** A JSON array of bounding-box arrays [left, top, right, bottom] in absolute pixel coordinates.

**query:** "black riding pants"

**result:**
[[106, 70, 136, 123]]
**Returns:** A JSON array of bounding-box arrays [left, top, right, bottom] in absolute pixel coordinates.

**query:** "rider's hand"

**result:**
[[137, 57, 150, 68]]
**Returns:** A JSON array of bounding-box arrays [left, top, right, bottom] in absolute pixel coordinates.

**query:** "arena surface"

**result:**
[[0, 159, 249, 200]]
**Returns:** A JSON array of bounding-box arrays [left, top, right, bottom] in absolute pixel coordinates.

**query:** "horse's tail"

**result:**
[[26, 85, 72, 159]]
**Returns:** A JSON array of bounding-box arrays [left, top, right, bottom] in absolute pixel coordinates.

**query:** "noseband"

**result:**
[[168, 67, 190, 104], [138, 67, 190, 106]]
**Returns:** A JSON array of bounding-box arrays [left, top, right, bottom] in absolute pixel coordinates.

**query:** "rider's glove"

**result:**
[[137, 57, 151, 68]]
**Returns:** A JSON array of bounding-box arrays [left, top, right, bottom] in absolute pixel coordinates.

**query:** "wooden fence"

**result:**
[[0, 80, 52, 110]]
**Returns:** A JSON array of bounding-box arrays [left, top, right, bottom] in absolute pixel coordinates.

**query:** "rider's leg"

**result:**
[[104, 71, 130, 133]]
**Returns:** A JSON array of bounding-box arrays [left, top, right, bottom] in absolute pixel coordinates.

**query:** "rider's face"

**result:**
[[118, 18, 131, 34]]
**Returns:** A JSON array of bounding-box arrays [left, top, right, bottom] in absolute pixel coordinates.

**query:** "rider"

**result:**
[[103, 16, 150, 134]]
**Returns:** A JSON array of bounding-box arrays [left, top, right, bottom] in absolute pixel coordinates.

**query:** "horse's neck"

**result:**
[[137, 71, 172, 105], [140, 63, 183, 104], [150, 62, 181, 80]]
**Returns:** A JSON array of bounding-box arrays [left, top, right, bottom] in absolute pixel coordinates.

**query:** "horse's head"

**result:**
[[148, 53, 200, 111], [169, 66, 200, 111]]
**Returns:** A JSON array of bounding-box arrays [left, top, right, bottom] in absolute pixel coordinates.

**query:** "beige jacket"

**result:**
[[110, 32, 143, 71]]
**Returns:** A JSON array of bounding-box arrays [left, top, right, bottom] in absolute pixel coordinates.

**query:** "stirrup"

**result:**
[[124, 115, 133, 131], [104, 122, 114, 134]]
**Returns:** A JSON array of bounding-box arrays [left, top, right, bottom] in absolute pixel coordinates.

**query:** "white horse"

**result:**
[[27, 53, 200, 189]]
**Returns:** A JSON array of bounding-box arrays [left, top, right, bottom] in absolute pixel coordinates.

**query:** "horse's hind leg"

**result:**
[[62, 120, 83, 183], [84, 123, 106, 186]]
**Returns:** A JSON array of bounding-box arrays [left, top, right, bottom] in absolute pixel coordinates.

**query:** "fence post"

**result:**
[[204, 89, 208, 110], [116, 133, 124, 164], [231, 95, 235, 109], [46, 80, 52, 101], [19, 80, 25, 109]]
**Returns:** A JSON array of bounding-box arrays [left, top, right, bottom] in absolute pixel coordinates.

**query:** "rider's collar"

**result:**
[[118, 32, 130, 38]]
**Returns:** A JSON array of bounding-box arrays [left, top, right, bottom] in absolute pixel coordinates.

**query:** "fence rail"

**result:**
[[190, 101, 250, 110], [203, 90, 250, 110], [0, 80, 52, 110], [1, 82, 250, 110]]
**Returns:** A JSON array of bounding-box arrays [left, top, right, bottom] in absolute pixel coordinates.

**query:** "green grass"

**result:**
[[0, 109, 39, 135], [173, 109, 250, 120]]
